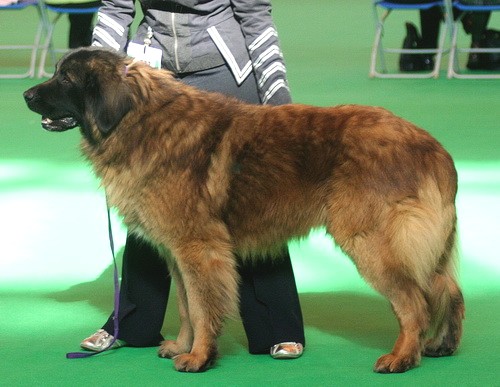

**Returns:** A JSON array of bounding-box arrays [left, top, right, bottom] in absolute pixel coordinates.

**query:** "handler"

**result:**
[[82, 0, 305, 359]]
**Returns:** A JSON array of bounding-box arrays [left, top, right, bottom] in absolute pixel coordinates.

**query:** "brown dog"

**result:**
[[24, 47, 464, 373]]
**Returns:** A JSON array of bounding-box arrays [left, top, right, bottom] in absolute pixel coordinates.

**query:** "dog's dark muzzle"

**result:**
[[23, 88, 41, 111], [23, 88, 79, 132]]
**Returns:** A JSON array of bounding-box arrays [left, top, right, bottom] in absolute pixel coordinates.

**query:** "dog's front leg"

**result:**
[[158, 263, 194, 359], [169, 234, 239, 372]]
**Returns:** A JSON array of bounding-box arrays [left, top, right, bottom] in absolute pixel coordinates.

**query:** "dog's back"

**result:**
[[221, 104, 457, 260]]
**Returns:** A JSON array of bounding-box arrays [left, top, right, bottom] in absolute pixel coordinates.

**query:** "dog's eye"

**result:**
[[60, 73, 72, 85]]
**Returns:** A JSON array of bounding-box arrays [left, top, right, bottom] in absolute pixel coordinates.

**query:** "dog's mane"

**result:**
[[123, 60, 176, 100], [82, 55, 249, 190]]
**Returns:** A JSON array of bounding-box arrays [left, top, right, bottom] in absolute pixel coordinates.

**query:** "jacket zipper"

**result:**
[[171, 13, 181, 72]]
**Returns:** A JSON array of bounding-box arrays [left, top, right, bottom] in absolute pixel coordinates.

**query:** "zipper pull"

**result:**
[[143, 26, 153, 53]]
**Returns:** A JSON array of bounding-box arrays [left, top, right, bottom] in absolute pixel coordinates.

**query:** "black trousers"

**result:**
[[396, 0, 492, 47], [53, 2, 101, 48], [102, 64, 305, 354]]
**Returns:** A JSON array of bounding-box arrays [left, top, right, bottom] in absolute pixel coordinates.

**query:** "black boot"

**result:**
[[468, 30, 500, 71], [466, 42, 482, 70], [399, 22, 434, 72]]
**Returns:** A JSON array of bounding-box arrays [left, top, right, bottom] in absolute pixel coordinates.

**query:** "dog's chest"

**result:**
[[96, 161, 181, 242], [99, 166, 146, 224]]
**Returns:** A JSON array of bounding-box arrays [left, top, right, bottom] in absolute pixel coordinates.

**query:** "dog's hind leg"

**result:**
[[158, 263, 194, 359], [424, 227, 465, 358], [167, 225, 239, 372], [329, 191, 452, 372], [372, 279, 430, 373], [332, 226, 431, 373], [349, 234, 431, 373]]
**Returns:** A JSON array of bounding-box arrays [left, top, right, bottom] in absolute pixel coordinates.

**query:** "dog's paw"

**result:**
[[158, 340, 191, 359], [173, 352, 216, 373], [423, 337, 458, 357], [373, 353, 419, 373]]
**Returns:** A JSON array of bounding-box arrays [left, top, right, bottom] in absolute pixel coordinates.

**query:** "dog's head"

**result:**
[[24, 47, 133, 136]]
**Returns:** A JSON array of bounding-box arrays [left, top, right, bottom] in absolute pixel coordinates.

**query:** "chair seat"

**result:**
[[376, 1, 444, 10], [44, 4, 100, 13], [452, 1, 500, 11], [1, 0, 37, 9]]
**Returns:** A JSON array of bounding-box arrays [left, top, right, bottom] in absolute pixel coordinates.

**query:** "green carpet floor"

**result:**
[[1, 1, 499, 386]]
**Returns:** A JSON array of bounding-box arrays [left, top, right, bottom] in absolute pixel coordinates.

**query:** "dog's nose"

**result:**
[[23, 89, 35, 103]]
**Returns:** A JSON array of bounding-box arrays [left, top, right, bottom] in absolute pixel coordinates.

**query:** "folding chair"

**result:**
[[370, 0, 452, 78], [447, 0, 500, 78], [38, 3, 100, 77], [0, 0, 48, 78]]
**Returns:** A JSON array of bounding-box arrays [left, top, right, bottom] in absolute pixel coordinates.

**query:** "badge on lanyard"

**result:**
[[126, 27, 163, 69]]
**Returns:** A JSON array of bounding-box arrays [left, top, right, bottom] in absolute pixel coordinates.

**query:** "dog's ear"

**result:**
[[86, 75, 133, 134]]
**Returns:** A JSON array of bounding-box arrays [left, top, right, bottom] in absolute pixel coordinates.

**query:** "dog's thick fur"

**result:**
[[24, 48, 464, 373]]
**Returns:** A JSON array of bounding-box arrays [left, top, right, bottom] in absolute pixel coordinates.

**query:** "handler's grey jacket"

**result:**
[[92, 0, 291, 104]]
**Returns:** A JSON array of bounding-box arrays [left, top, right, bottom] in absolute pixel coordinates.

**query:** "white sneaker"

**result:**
[[80, 329, 126, 352], [270, 342, 303, 359]]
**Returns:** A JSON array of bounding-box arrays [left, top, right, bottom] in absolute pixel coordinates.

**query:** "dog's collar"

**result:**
[[124, 57, 141, 76]]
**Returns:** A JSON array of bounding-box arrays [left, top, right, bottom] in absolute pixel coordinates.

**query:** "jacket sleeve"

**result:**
[[91, 0, 136, 52], [230, 0, 292, 105]]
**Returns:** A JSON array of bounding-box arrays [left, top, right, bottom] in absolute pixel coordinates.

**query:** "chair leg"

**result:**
[[27, 21, 44, 78], [432, 20, 449, 79], [38, 13, 62, 78], [447, 23, 459, 78], [370, 22, 385, 77], [370, 9, 392, 78]]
